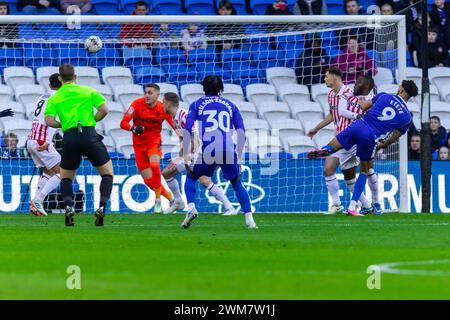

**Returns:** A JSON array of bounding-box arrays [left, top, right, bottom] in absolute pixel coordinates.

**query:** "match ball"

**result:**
[[84, 36, 103, 53]]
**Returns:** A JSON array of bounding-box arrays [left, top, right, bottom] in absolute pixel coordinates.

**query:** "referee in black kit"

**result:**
[[44, 64, 114, 227]]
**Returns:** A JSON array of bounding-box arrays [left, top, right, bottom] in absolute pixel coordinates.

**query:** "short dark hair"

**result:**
[[0, 1, 9, 14], [401, 80, 418, 99], [202, 75, 224, 96], [431, 115, 441, 123], [145, 83, 160, 91], [59, 64, 75, 82], [164, 92, 179, 107], [218, 0, 236, 14], [49, 73, 62, 89], [135, 1, 148, 8], [411, 134, 421, 140], [361, 74, 375, 90], [326, 67, 342, 78]]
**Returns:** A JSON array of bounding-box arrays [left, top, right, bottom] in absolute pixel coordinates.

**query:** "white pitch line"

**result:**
[[375, 260, 450, 276]]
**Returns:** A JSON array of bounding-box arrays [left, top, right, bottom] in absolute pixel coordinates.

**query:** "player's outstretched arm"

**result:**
[[94, 103, 109, 122], [0, 108, 14, 118], [376, 130, 403, 150], [308, 113, 333, 138], [338, 96, 361, 120]]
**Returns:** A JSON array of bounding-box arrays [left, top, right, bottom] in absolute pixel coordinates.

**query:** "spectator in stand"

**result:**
[[430, 115, 448, 151], [265, 0, 293, 15], [60, 0, 92, 13], [294, 0, 327, 15], [438, 146, 450, 160], [119, 1, 153, 48], [18, 0, 60, 14], [417, 27, 450, 67], [340, 0, 374, 50], [0, 2, 18, 48], [154, 24, 178, 48], [206, 1, 244, 52], [333, 35, 377, 84], [430, 0, 450, 48], [379, 1, 394, 15], [295, 34, 331, 86], [408, 134, 421, 160], [1, 132, 26, 159], [182, 24, 207, 52]]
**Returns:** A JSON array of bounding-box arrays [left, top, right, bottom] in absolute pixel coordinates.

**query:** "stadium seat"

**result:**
[[250, 0, 273, 15], [185, 0, 215, 14], [196, 65, 232, 83], [313, 130, 335, 149], [102, 67, 133, 89], [58, 47, 89, 66], [0, 101, 25, 120], [264, 151, 294, 159], [235, 101, 258, 119], [302, 122, 334, 137], [282, 135, 316, 155], [166, 65, 198, 87], [104, 114, 129, 137], [91, 84, 113, 101], [102, 135, 116, 153], [161, 137, 180, 156], [92, 0, 121, 15], [430, 67, 450, 97], [105, 101, 125, 117], [112, 84, 144, 108], [2, 119, 33, 140], [277, 34, 305, 68], [290, 101, 324, 126], [430, 101, 450, 119], [255, 136, 282, 157], [188, 48, 216, 65], [327, 0, 346, 15], [122, 47, 153, 69], [74, 67, 101, 86], [244, 118, 270, 134], [0, 86, 13, 104], [25, 102, 38, 120], [112, 132, 134, 159], [414, 84, 441, 102], [222, 49, 251, 63], [89, 48, 121, 68], [231, 65, 263, 89], [155, 48, 186, 66], [310, 83, 329, 113], [3, 67, 35, 94], [25, 48, 57, 69], [246, 83, 277, 106], [404, 67, 422, 86], [266, 67, 297, 93], [156, 83, 180, 101], [36, 66, 59, 91], [407, 102, 421, 121], [256, 102, 291, 122], [0, 48, 24, 73], [180, 84, 204, 105], [222, 84, 245, 102], [15, 85, 44, 108], [152, 0, 184, 14], [376, 84, 399, 95], [134, 66, 167, 85], [251, 43, 285, 70], [268, 119, 304, 141], [374, 67, 394, 86], [278, 84, 310, 109], [438, 83, 450, 103]]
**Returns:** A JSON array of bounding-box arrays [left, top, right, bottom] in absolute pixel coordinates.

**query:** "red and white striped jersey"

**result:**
[[328, 85, 362, 134], [28, 92, 57, 145], [173, 107, 187, 130]]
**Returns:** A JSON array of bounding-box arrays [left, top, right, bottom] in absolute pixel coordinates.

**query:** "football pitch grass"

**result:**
[[1, 213, 449, 300]]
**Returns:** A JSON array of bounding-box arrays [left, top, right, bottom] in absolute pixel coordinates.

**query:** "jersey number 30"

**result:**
[[204, 110, 231, 132], [377, 107, 396, 121]]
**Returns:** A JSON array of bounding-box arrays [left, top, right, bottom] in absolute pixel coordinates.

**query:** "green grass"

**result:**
[[1, 213, 450, 299]]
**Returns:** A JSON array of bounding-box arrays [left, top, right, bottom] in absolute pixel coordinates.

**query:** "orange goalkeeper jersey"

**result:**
[[120, 98, 175, 148]]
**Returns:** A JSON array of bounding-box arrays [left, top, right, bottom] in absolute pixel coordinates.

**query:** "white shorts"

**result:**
[[166, 156, 195, 173], [27, 140, 61, 170], [331, 145, 359, 170]]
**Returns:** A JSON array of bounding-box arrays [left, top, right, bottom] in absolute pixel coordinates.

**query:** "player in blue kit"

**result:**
[[180, 75, 257, 229], [308, 80, 418, 216]]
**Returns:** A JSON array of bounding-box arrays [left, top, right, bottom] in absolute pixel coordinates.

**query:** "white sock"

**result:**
[[35, 173, 61, 202], [325, 175, 341, 206], [245, 212, 255, 225], [188, 202, 197, 212], [166, 177, 182, 201], [345, 178, 371, 208], [349, 200, 357, 211], [207, 183, 233, 210], [368, 168, 379, 204], [35, 173, 50, 201]]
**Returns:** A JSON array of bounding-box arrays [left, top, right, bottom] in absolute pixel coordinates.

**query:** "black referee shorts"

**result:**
[[61, 126, 110, 170]]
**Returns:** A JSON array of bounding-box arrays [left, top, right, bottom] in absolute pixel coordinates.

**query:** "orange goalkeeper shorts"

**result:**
[[134, 143, 162, 171]]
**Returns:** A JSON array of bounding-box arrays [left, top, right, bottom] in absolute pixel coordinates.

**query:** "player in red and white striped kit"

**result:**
[[26, 74, 62, 216], [308, 68, 380, 215], [161, 92, 236, 215]]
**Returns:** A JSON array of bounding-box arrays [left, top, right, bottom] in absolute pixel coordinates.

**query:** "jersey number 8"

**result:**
[[34, 100, 45, 117]]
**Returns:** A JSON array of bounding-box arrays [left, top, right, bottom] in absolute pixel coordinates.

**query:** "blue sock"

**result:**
[[184, 175, 197, 204], [322, 145, 334, 153], [231, 179, 252, 213], [351, 174, 368, 202]]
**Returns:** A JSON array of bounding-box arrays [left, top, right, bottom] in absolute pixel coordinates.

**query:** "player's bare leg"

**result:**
[[342, 167, 373, 215], [30, 165, 61, 217], [60, 168, 77, 226], [94, 160, 114, 226], [199, 176, 236, 216], [323, 156, 343, 214]]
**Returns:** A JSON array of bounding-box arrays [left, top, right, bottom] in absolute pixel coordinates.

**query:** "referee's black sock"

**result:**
[[60, 178, 73, 208], [99, 174, 113, 209]]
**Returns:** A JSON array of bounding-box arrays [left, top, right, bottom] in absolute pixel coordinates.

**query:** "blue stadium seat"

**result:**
[[166, 65, 198, 87], [243, 152, 258, 161], [134, 66, 167, 85], [44, 25, 81, 40], [155, 48, 186, 66], [215, 0, 247, 15], [250, 0, 273, 15], [188, 47, 216, 64], [326, 0, 346, 15], [92, 0, 121, 15], [196, 64, 232, 82], [0, 48, 24, 73], [122, 0, 152, 14], [185, 0, 215, 14], [25, 48, 57, 69], [250, 42, 285, 69], [89, 48, 121, 68], [222, 49, 251, 63], [58, 47, 89, 66], [19, 25, 44, 40], [7, 0, 20, 14], [276, 34, 304, 68], [265, 152, 293, 159], [152, 0, 184, 15], [229, 62, 263, 88], [122, 47, 153, 68]]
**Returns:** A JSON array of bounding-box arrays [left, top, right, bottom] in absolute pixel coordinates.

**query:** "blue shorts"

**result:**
[[336, 120, 377, 161], [191, 153, 240, 181]]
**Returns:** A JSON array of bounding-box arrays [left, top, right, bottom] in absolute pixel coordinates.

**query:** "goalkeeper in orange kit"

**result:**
[[120, 83, 175, 213]]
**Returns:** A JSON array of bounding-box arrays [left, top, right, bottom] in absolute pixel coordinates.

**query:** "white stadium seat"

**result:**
[[268, 118, 304, 141], [113, 84, 143, 108], [1, 118, 33, 136], [0, 101, 26, 120], [246, 83, 277, 106], [310, 83, 329, 113], [113, 135, 134, 159], [102, 67, 133, 89], [313, 130, 335, 149], [407, 102, 420, 121], [405, 67, 422, 86], [377, 84, 398, 94], [374, 67, 394, 86], [255, 136, 282, 156], [91, 84, 113, 101], [413, 84, 441, 102], [0, 85, 13, 103], [266, 67, 297, 92], [4, 67, 35, 94], [430, 101, 450, 119], [36, 67, 59, 91], [290, 101, 324, 127], [15, 85, 44, 107], [278, 84, 310, 108], [235, 101, 258, 119], [282, 135, 316, 155], [74, 67, 101, 86], [429, 67, 450, 92], [103, 113, 128, 136], [222, 84, 244, 102], [180, 84, 204, 105], [302, 121, 334, 136], [256, 102, 291, 122], [156, 83, 179, 101], [106, 101, 125, 118], [161, 137, 179, 156], [244, 118, 271, 148], [102, 135, 116, 153]]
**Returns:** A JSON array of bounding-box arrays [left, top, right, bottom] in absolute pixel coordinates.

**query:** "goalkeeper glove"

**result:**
[[0, 108, 14, 118], [131, 125, 144, 135]]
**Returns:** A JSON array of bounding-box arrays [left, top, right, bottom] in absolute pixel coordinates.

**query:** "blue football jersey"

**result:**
[[362, 92, 412, 138]]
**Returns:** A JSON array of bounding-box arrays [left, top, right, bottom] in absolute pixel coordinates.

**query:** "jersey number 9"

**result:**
[[377, 107, 396, 121]]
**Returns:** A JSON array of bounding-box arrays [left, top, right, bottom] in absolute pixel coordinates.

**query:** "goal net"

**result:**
[[0, 15, 408, 214]]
